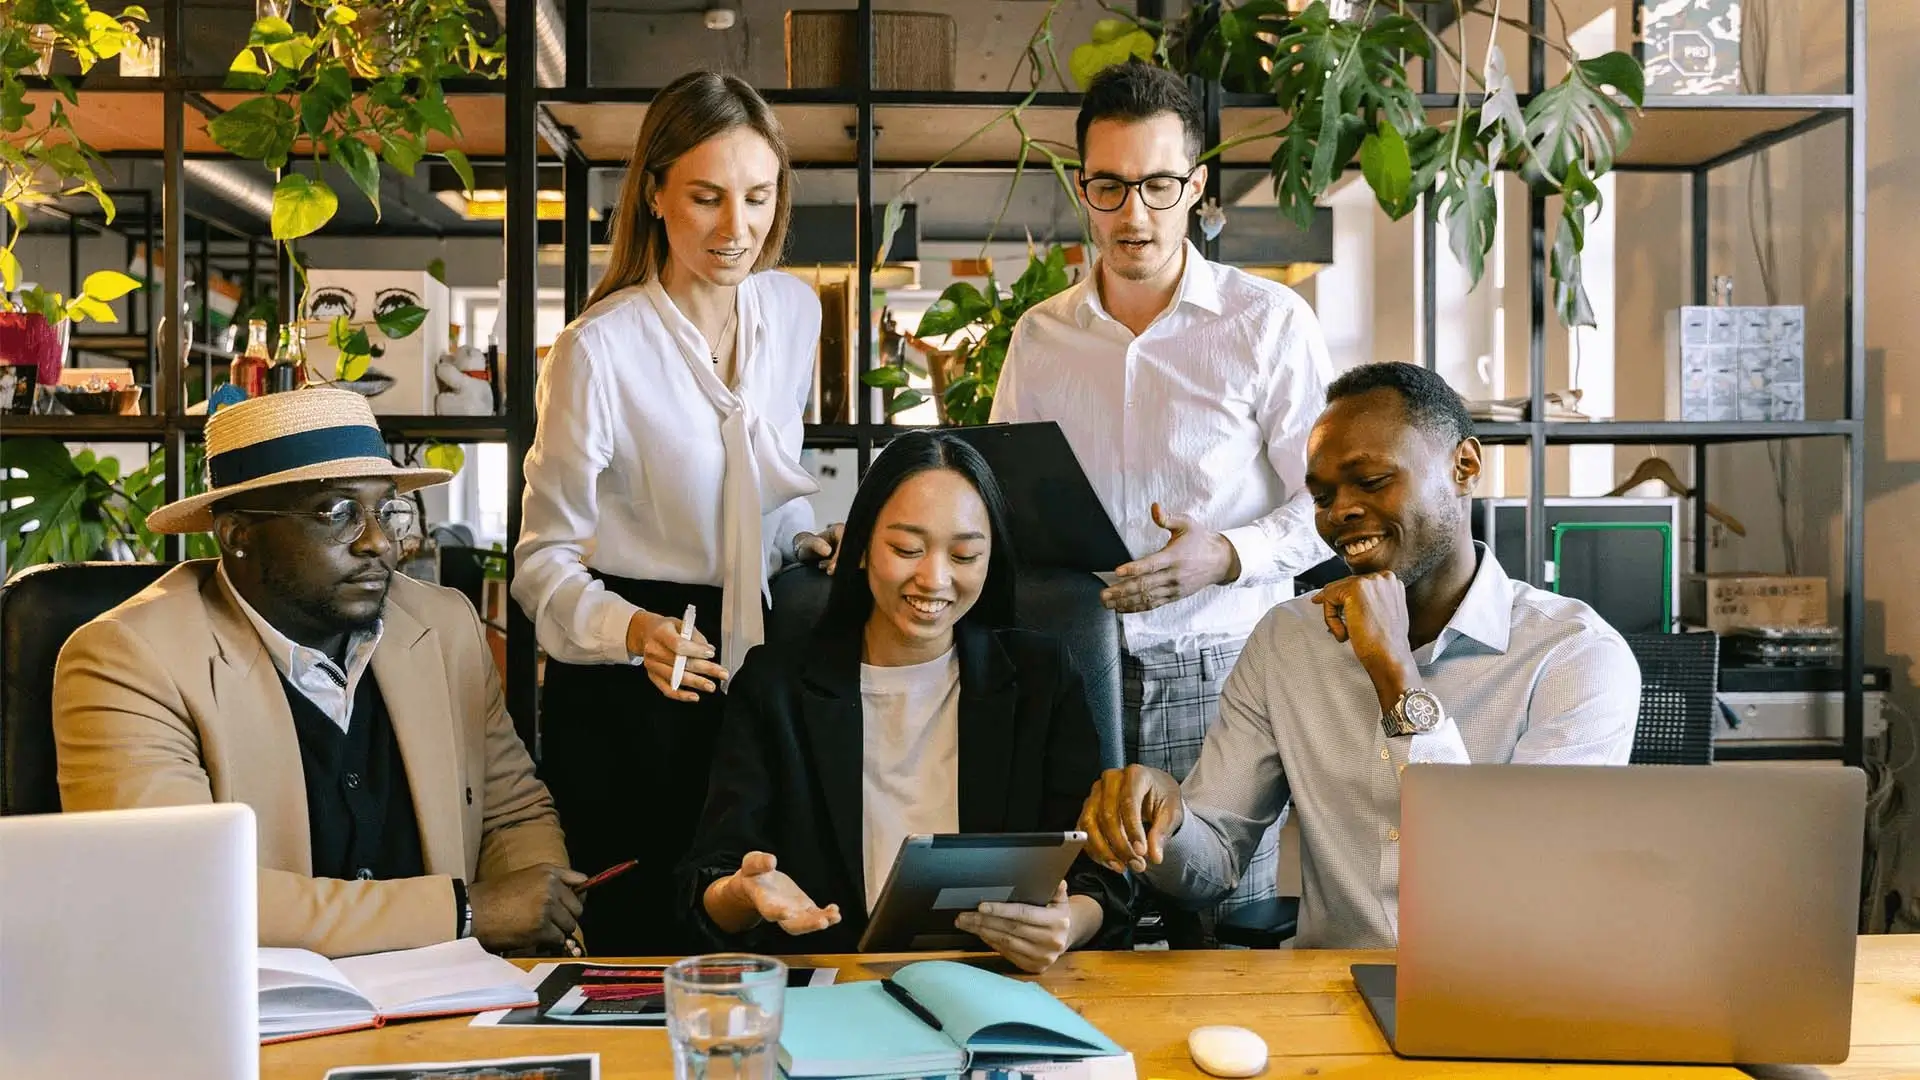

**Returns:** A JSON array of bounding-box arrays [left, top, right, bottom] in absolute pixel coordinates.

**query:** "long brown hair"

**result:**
[[587, 71, 795, 309]]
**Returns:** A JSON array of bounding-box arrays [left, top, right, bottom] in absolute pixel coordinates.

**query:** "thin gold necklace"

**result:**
[[711, 299, 738, 363]]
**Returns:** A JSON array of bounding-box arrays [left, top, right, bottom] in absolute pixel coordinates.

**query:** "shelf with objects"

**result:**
[[0, 4, 518, 594], [500, 0, 1873, 772]]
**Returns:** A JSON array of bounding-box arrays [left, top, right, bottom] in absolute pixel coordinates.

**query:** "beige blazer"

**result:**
[[52, 560, 570, 958]]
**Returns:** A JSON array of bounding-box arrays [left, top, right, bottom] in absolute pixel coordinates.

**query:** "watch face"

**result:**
[[1403, 689, 1443, 733]]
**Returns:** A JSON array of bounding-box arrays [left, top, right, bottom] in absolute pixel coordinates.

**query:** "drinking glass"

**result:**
[[664, 954, 787, 1080]]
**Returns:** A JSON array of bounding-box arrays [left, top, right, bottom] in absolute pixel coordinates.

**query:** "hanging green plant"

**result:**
[[1073, 0, 1645, 328], [862, 244, 1074, 425], [207, 0, 502, 334], [0, 0, 148, 326]]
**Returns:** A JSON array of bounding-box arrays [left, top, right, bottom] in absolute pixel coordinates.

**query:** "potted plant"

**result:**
[[0, 2, 147, 391], [208, 0, 503, 379], [863, 244, 1074, 425]]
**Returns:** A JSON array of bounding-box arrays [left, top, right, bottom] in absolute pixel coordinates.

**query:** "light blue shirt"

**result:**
[[1147, 544, 1641, 948]]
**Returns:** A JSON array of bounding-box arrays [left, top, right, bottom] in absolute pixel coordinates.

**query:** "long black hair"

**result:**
[[817, 430, 1019, 637]]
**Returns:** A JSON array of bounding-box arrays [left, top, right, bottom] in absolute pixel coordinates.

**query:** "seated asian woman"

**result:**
[[675, 430, 1131, 972]]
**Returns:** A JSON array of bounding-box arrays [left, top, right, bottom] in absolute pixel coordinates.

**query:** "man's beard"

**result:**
[[261, 560, 389, 634], [1394, 498, 1463, 592]]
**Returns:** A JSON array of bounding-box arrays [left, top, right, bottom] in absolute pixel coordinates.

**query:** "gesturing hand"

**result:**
[[955, 882, 1079, 974], [1100, 504, 1239, 614], [1077, 764, 1185, 874], [469, 863, 589, 956], [627, 609, 728, 703], [713, 851, 841, 935]]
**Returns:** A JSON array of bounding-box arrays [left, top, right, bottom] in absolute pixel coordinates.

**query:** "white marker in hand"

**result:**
[[668, 603, 698, 692]]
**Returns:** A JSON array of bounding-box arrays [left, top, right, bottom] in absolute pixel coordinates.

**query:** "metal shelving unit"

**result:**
[[0, 2, 1866, 765], [504, 0, 1869, 760]]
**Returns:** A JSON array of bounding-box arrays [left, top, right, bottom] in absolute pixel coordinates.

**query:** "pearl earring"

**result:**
[[234, 549, 245, 559]]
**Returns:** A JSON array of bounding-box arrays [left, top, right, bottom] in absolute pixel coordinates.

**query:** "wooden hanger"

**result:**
[[1607, 456, 1747, 537]]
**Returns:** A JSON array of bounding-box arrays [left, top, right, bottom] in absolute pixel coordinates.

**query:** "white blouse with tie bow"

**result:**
[[512, 269, 821, 675]]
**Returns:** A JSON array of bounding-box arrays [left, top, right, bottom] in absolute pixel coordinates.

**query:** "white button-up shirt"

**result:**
[[513, 271, 820, 671], [1146, 545, 1641, 949], [990, 243, 1335, 654], [218, 563, 382, 733]]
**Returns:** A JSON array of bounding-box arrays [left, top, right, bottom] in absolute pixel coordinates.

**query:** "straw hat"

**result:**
[[147, 387, 452, 535]]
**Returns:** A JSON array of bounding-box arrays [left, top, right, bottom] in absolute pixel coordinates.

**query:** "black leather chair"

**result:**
[[767, 564, 1126, 770], [1, 561, 172, 815]]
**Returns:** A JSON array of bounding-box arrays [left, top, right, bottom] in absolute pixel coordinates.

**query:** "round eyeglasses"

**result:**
[[1079, 168, 1198, 213], [230, 497, 417, 546]]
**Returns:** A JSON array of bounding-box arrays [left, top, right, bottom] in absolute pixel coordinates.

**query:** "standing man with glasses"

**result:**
[[990, 60, 1335, 939], [54, 388, 587, 959]]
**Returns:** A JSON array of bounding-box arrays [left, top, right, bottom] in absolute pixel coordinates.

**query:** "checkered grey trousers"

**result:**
[[1123, 640, 1281, 918]]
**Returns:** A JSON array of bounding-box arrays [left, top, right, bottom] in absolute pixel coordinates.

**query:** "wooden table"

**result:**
[[263, 936, 1920, 1080]]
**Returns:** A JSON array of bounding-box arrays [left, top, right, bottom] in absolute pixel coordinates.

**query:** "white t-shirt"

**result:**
[[860, 648, 962, 914]]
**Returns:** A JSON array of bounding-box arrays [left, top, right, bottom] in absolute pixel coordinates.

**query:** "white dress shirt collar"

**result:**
[[217, 561, 382, 733], [1072, 241, 1227, 330], [1423, 543, 1517, 661]]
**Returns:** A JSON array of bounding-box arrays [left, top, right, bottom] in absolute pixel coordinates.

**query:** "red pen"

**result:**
[[580, 859, 639, 892]]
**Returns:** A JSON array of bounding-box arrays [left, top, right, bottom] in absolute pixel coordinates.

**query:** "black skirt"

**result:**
[[537, 574, 725, 957]]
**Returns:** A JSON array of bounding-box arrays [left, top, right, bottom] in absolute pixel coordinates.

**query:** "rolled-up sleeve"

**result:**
[[1144, 631, 1292, 906], [511, 326, 638, 666]]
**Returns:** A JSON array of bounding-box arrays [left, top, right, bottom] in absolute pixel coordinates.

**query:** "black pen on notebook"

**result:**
[[881, 977, 942, 1031]]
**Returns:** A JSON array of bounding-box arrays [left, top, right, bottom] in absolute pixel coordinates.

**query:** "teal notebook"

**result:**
[[779, 961, 1123, 1079]]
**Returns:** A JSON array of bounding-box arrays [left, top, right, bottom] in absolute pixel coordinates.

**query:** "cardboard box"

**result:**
[[1682, 574, 1829, 633], [302, 269, 451, 415]]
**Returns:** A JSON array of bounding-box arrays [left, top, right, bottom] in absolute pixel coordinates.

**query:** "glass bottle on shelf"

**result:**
[[268, 323, 307, 393], [230, 318, 270, 399]]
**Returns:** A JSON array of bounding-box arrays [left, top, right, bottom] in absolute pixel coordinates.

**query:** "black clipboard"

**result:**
[[946, 422, 1132, 573]]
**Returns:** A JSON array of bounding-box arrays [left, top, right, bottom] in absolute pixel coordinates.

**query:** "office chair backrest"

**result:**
[[1622, 631, 1719, 766], [767, 565, 1126, 770], [1, 562, 172, 815]]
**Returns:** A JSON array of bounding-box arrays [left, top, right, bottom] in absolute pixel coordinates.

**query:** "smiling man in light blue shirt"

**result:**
[[1078, 362, 1641, 949]]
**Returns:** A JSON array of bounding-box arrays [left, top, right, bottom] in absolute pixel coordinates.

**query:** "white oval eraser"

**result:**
[[1188, 1024, 1268, 1078]]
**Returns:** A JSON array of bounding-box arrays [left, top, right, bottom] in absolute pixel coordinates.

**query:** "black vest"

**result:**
[[279, 671, 426, 883]]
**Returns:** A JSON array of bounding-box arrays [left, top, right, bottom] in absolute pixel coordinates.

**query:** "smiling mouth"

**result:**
[[1342, 536, 1384, 559], [710, 247, 747, 262], [904, 596, 951, 617]]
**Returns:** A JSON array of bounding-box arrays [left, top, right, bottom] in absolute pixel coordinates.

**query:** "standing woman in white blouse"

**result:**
[[513, 71, 837, 955]]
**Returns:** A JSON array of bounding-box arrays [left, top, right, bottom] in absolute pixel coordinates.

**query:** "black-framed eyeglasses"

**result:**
[[229, 497, 417, 546], [1079, 168, 1198, 213]]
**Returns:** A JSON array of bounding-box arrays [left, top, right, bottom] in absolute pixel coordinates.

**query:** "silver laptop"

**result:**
[[0, 803, 259, 1080], [1355, 764, 1864, 1065]]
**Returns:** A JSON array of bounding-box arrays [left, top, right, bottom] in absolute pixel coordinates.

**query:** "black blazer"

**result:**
[[676, 621, 1133, 954]]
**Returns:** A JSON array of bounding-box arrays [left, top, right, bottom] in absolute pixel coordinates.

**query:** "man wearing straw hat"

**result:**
[[53, 388, 586, 959]]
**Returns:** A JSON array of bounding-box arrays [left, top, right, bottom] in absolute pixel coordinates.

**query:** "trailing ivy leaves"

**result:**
[[208, 96, 296, 169], [0, 1, 147, 330], [271, 173, 337, 240], [375, 303, 428, 340], [423, 442, 466, 475], [328, 313, 373, 382], [206, 0, 503, 321], [331, 134, 381, 219]]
